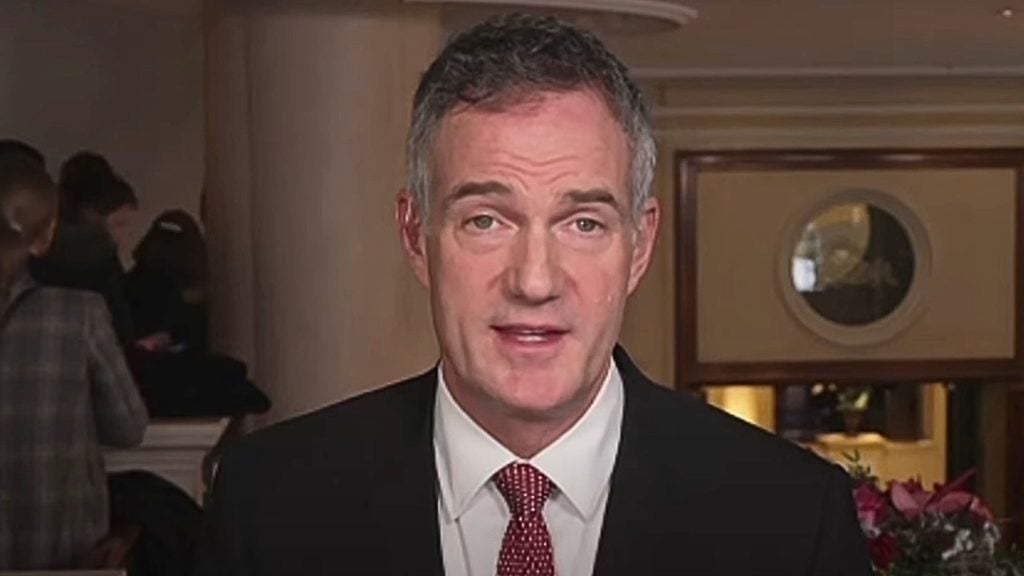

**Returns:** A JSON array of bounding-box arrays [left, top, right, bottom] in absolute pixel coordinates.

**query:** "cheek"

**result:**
[[585, 270, 626, 308], [430, 238, 504, 309], [564, 247, 633, 302]]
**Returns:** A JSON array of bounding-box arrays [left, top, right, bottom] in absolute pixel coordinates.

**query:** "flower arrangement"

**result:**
[[846, 453, 1024, 575]]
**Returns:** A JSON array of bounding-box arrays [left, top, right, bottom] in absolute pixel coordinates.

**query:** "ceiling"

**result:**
[[88, 0, 1024, 75], [603, 0, 1024, 74]]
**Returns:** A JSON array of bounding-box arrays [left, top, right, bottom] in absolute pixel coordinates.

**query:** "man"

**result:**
[[196, 13, 872, 576]]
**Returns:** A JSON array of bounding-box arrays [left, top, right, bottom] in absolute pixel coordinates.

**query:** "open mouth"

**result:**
[[492, 324, 569, 346]]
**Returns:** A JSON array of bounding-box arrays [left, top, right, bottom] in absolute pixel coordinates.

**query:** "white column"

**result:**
[[205, 2, 442, 424], [205, 0, 256, 371]]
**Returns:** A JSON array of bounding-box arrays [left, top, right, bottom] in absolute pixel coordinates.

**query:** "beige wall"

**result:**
[[697, 168, 1016, 362], [0, 0, 204, 258], [620, 141, 678, 385]]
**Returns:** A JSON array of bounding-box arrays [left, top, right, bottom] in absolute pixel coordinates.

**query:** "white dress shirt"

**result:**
[[434, 362, 624, 576]]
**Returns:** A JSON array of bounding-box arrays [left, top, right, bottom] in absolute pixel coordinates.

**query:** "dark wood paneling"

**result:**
[[1007, 385, 1024, 546], [946, 382, 981, 492], [675, 156, 700, 390]]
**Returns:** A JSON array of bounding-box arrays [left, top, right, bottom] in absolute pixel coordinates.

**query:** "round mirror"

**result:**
[[790, 202, 915, 326]]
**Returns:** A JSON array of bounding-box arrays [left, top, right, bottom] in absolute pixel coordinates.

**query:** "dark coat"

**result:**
[[30, 222, 134, 345]]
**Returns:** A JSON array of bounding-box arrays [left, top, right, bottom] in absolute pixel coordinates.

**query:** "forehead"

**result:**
[[430, 90, 630, 195]]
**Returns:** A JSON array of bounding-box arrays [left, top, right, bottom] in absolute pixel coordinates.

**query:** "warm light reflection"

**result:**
[[707, 384, 948, 488], [707, 386, 775, 431]]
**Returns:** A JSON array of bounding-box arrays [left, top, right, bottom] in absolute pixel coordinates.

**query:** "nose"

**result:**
[[505, 226, 562, 305]]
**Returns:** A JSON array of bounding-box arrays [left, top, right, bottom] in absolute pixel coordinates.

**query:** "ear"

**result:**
[[396, 190, 430, 289], [626, 197, 660, 295]]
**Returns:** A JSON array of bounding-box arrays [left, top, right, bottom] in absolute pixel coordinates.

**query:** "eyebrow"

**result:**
[[440, 182, 626, 217], [441, 181, 513, 212], [563, 188, 627, 218]]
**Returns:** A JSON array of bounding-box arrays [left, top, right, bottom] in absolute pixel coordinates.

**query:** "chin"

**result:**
[[499, 396, 580, 423], [491, 376, 591, 420]]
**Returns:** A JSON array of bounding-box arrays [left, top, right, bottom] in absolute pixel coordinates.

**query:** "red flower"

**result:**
[[930, 490, 994, 521], [844, 459, 1014, 575], [868, 534, 901, 570], [890, 480, 931, 520], [854, 484, 888, 530], [889, 470, 995, 522]]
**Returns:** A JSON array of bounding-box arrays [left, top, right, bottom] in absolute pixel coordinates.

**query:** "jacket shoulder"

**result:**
[[648, 381, 833, 475], [217, 368, 437, 481], [613, 347, 838, 483], [14, 285, 105, 319]]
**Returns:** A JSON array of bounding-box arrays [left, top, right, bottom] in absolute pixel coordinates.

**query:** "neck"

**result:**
[[484, 414, 582, 459], [443, 365, 607, 459]]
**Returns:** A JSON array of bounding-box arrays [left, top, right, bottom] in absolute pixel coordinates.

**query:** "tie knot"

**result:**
[[495, 463, 553, 518]]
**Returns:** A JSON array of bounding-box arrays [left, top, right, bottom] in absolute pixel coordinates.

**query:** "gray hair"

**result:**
[[406, 13, 656, 223]]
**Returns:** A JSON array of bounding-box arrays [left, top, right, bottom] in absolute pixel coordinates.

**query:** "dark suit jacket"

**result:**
[[30, 222, 134, 345], [195, 348, 871, 575]]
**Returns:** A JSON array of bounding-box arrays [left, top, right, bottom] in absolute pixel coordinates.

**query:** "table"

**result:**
[[103, 417, 233, 505]]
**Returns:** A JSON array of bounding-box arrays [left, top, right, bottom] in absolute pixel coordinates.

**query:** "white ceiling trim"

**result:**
[[652, 103, 1024, 120], [403, 0, 698, 27], [634, 66, 1024, 80]]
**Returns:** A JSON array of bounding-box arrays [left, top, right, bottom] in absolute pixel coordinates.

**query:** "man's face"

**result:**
[[399, 90, 658, 426]]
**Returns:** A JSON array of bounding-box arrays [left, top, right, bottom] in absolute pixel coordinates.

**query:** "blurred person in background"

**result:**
[[0, 139, 46, 171], [59, 152, 138, 253], [127, 209, 209, 353], [0, 154, 148, 570], [30, 151, 138, 344]]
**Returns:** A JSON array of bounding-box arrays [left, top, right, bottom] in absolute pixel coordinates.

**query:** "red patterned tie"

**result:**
[[494, 463, 556, 576]]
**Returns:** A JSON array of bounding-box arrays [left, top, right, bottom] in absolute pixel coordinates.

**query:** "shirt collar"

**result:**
[[434, 359, 624, 522]]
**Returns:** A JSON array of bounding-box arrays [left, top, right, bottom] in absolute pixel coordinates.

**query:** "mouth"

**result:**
[[491, 324, 569, 347]]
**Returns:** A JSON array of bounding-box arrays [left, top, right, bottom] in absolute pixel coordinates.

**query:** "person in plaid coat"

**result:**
[[0, 154, 149, 569]]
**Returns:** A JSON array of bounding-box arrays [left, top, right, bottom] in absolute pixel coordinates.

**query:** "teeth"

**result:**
[[512, 329, 550, 336]]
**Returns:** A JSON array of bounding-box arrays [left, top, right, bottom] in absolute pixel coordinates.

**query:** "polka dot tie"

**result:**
[[494, 463, 556, 576]]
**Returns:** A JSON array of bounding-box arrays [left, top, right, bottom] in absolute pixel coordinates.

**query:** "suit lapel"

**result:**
[[369, 370, 446, 576], [591, 348, 711, 576]]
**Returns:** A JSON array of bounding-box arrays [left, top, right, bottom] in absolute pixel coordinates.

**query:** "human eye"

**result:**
[[572, 217, 605, 234], [465, 214, 499, 232]]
